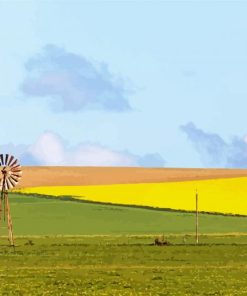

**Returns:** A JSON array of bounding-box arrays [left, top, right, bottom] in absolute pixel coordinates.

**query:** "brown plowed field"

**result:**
[[17, 167, 247, 188]]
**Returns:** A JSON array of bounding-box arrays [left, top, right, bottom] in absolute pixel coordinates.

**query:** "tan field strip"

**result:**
[[18, 167, 247, 188]]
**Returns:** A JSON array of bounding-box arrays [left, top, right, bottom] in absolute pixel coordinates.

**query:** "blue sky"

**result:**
[[1, 1, 247, 167]]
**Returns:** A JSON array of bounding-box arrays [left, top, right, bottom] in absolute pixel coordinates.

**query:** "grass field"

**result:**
[[18, 176, 247, 215], [6, 193, 247, 235], [0, 236, 247, 295], [0, 193, 245, 295]]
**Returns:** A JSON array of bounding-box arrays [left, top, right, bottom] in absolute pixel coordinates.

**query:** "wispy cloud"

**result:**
[[181, 122, 247, 168], [1, 132, 165, 167], [138, 153, 166, 168], [21, 44, 132, 112]]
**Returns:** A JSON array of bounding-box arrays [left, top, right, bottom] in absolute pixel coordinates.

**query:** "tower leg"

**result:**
[[0, 197, 2, 225], [5, 193, 14, 247], [3, 192, 6, 221]]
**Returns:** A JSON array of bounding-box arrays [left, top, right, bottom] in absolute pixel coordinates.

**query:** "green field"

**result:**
[[0, 236, 247, 295], [0, 193, 246, 295], [6, 193, 247, 235]]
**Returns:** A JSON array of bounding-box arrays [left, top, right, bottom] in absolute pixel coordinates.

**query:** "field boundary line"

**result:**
[[1, 264, 247, 271]]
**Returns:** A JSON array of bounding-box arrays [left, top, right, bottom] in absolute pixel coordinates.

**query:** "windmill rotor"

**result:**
[[0, 154, 22, 192]]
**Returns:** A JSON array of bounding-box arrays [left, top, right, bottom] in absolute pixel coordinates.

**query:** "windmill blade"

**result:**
[[7, 177, 16, 188], [7, 155, 15, 167], [11, 170, 22, 176], [10, 159, 18, 167], [9, 175, 19, 183], [11, 173, 22, 179], [5, 178, 13, 190], [10, 167, 21, 172], [11, 172, 22, 179], [11, 166, 22, 172], [0, 154, 4, 166], [5, 154, 9, 166], [10, 168, 22, 173], [9, 180, 18, 188], [11, 164, 21, 170], [7, 178, 14, 190]]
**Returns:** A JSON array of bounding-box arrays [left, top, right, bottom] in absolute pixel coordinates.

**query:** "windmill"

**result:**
[[0, 154, 22, 246]]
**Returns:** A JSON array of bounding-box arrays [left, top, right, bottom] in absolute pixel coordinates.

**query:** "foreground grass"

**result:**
[[6, 193, 247, 235], [18, 177, 247, 215], [0, 236, 246, 295], [0, 194, 246, 295]]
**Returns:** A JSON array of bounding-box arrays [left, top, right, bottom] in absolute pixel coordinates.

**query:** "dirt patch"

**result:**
[[16, 167, 247, 188]]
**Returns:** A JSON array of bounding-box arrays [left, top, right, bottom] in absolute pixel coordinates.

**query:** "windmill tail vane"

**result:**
[[0, 154, 22, 247]]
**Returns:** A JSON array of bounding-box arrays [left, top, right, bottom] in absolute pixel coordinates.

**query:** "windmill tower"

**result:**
[[0, 154, 22, 246]]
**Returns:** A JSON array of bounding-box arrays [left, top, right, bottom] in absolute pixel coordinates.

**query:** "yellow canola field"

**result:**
[[17, 177, 247, 215]]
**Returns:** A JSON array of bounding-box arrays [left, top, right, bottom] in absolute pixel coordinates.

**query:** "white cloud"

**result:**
[[69, 144, 137, 166], [28, 132, 65, 165], [1, 131, 165, 167]]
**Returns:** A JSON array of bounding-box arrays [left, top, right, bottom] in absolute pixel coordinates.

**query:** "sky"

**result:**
[[1, 1, 247, 168]]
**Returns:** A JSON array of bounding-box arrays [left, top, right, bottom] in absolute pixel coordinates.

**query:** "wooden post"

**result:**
[[0, 190, 15, 247], [6, 193, 14, 247], [195, 189, 199, 244], [0, 196, 2, 227]]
